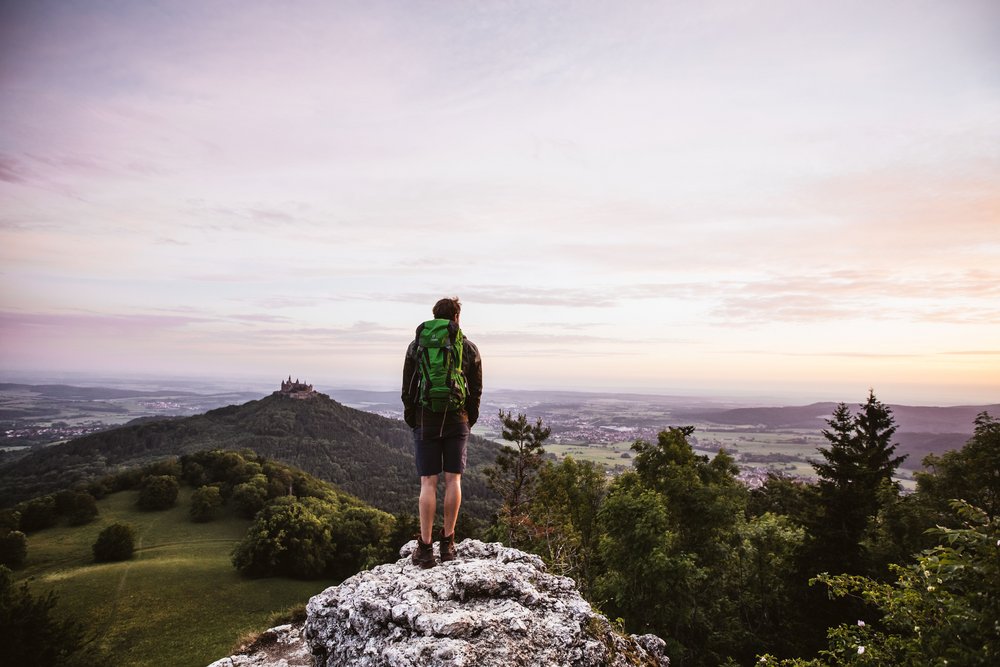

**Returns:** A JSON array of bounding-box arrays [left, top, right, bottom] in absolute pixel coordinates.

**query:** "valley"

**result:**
[[2, 381, 994, 492]]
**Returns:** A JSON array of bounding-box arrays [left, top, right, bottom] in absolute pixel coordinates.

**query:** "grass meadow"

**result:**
[[17, 487, 336, 666]]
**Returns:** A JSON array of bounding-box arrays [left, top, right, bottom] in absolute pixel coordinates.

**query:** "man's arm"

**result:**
[[401, 341, 419, 428], [464, 339, 483, 427]]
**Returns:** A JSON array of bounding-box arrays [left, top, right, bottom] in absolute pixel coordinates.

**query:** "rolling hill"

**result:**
[[0, 391, 501, 520]]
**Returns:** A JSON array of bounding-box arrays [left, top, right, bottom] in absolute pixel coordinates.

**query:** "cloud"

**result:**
[[0, 310, 208, 334], [0, 154, 29, 184]]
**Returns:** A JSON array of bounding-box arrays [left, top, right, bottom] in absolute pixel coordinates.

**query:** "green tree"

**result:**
[[0, 530, 28, 568], [917, 412, 1000, 520], [17, 496, 57, 532], [1, 565, 100, 666], [66, 492, 98, 526], [632, 426, 746, 564], [232, 477, 269, 518], [327, 505, 395, 579], [596, 474, 702, 664], [810, 391, 905, 575], [760, 501, 1000, 666], [484, 411, 550, 546], [92, 522, 136, 562], [190, 485, 223, 522], [526, 456, 607, 596], [231, 497, 333, 579], [732, 512, 807, 659], [597, 427, 751, 666], [136, 475, 179, 511]]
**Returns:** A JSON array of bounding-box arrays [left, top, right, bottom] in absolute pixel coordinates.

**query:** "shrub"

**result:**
[[67, 493, 99, 526], [137, 475, 178, 511], [232, 480, 268, 518], [92, 523, 136, 562], [231, 497, 332, 578], [0, 530, 27, 568], [17, 496, 57, 532], [190, 485, 223, 523]]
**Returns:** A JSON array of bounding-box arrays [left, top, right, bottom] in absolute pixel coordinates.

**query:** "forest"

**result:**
[[483, 392, 999, 666]]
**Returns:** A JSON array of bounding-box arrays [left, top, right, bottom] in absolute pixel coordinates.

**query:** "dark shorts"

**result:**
[[413, 421, 470, 476]]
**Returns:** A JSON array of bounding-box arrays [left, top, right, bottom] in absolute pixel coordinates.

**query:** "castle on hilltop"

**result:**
[[276, 375, 316, 399]]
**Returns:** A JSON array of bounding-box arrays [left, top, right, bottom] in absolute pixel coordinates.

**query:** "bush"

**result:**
[[231, 498, 333, 578], [190, 485, 223, 523], [17, 496, 57, 532], [92, 523, 136, 562], [0, 530, 27, 568], [67, 493, 99, 526], [137, 475, 178, 511], [232, 480, 268, 518]]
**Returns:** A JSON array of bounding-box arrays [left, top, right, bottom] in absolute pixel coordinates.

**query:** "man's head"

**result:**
[[432, 297, 461, 322]]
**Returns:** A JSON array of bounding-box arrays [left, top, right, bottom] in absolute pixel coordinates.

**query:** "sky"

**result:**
[[1, 0, 998, 405]]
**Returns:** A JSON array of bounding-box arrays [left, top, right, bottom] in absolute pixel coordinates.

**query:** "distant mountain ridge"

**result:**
[[677, 401, 1000, 465], [677, 402, 1000, 432], [0, 392, 501, 519], [0, 382, 201, 400]]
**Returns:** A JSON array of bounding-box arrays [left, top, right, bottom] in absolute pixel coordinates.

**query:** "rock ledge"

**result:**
[[304, 539, 669, 667]]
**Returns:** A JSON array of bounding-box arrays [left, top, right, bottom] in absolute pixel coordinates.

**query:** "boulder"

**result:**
[[304, 539, 669, 667]]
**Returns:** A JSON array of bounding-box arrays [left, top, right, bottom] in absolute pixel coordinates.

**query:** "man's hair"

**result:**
[[432, 297, 462, 321]]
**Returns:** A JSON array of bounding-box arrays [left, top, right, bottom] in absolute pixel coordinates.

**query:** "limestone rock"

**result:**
[[206, 624, 312, 667], [304, 539, 669, 667]]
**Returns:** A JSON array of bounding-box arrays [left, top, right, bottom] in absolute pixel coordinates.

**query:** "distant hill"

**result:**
[[676, 402, 999, 466], [0, 382, 200, 400], [0, 392, 502, 520]]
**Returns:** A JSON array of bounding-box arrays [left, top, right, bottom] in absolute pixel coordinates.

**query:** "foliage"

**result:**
[[136, 475, 179, 511], [595, 427, 756, 666], [190, 485, 223, 522], [524, 456, 607, 596], [58, 491, 99, 526], [232, 497, 331, 578], [17, 495, 57, 532], [809, 391, 906, 576], [917, 412, 1000, 520], [0, 529, 28, 568], [761, 500, 1000, 666], [92, 522, 136, 562], [485, 411, 550, 546], [231, 477, 269, 518], [0, 565, 101, 666], [231, 494, 395, 579]]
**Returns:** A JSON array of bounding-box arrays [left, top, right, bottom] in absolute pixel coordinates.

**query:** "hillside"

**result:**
[[0, 392, 501, 520], [676, 401, 998, 466], [14, 484, 337, 667]]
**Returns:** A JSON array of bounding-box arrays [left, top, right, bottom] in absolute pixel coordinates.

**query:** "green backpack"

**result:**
[[414, 318, 467, 413]]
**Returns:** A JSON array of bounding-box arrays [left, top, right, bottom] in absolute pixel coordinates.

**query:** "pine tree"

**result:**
[[485, 411, 550, 546], [809, 390, 906, 575]]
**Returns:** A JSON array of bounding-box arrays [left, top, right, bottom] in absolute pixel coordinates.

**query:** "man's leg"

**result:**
[[419, 475, 438, 544], [442, 472, 462, 538]]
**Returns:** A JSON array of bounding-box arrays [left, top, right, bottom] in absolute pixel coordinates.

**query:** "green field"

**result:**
[[17, 487, 336, 666]]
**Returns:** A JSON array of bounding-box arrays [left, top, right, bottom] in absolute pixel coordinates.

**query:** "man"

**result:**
[[401, 297, 483, 568]]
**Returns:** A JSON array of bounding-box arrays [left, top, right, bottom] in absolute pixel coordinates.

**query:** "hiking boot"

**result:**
[[411, 537, 436, 569], [439, 531, 456, 562]]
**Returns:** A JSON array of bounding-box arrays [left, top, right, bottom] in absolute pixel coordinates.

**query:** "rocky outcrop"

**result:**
[[207, 624, 312, 667], [303, 539, 669, 667]]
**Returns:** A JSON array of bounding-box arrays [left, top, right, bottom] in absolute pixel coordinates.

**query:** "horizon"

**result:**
[[2, 1, 998, 406], [2, 368, 997, 409]]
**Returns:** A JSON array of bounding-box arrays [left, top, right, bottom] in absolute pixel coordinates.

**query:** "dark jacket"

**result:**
[[401, 332, 482, 430]]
